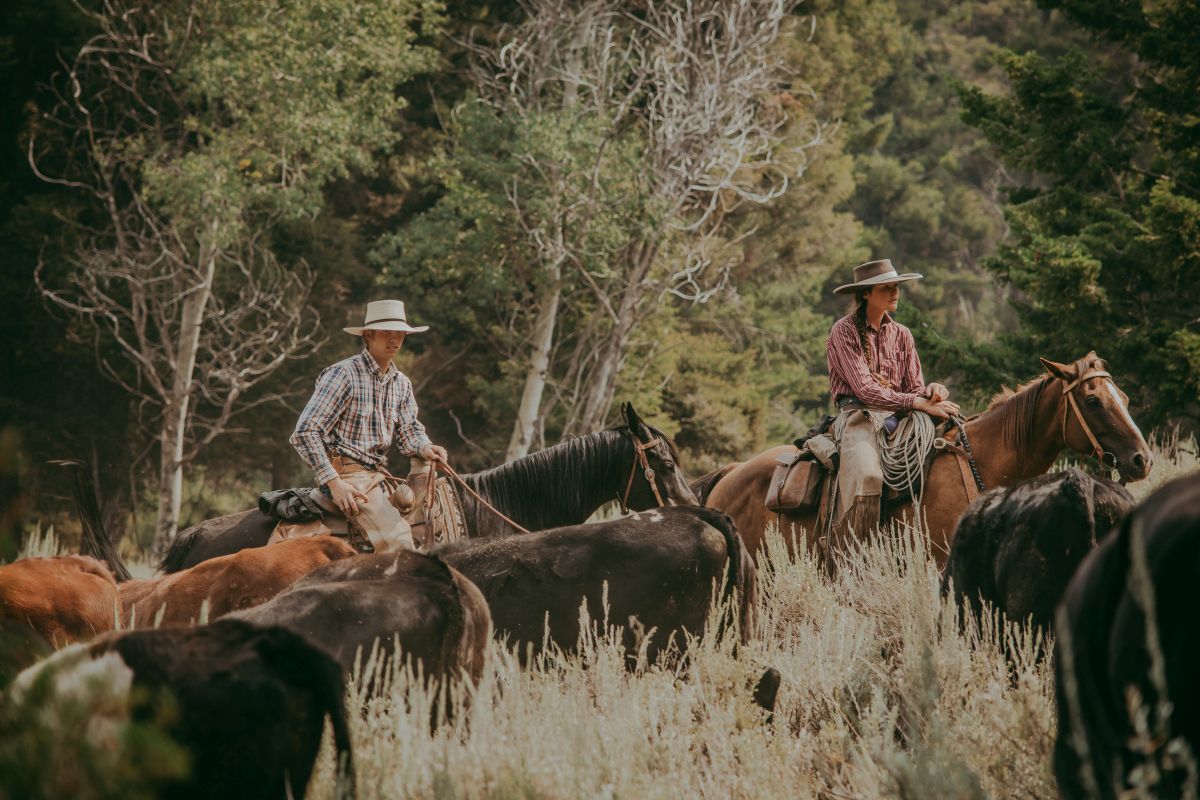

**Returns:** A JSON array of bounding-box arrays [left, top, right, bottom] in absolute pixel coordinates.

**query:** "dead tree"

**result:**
[[29, 1, 322, 557], [470, 0, 820, 449]]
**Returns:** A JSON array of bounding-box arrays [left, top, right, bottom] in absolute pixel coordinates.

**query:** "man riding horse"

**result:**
[[825, 259, 960, 543], [289, 299, 449, 553]]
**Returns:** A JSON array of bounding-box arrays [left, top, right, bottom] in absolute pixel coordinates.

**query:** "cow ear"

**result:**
[[1039, 357, 1074, 381]]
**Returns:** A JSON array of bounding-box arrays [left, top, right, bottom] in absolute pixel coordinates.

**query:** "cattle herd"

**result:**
[[1, 443, 1198, 799]]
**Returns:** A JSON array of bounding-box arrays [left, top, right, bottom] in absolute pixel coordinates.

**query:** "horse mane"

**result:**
[[979, 374, 1055, 453], [458, 424, 675, 532]]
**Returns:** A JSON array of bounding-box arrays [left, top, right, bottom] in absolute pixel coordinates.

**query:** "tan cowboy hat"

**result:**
[[343, 299, 430, 335], [833, 259, 923, 295]]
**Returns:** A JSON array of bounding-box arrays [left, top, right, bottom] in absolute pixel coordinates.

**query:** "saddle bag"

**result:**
[[765, 449, 825, 514]]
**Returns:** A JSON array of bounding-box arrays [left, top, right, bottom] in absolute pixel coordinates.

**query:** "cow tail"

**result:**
[[61, 460, 133, 582], [254, 626, 356, 798], [694, 506, 757, 645], [414, 555, 464, 678]]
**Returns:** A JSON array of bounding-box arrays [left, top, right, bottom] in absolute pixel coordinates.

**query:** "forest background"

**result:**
[[1, 0, 1196, 553]]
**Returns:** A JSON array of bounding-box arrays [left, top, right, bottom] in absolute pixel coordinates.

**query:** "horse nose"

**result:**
[[1131, 450, 1151, 476]]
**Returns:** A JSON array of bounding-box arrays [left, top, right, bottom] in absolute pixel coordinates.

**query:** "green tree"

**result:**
[[960, 0, 1200, 429], [29, 0, 440, 554]]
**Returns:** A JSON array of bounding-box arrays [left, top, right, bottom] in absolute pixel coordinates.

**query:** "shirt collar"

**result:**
[[358, 348, 399, 380], [866, 312, 894, 333]]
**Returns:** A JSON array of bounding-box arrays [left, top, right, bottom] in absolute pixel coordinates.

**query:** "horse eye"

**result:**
[[662, 460, 676, 470], [1086, 395, 1101, 408]]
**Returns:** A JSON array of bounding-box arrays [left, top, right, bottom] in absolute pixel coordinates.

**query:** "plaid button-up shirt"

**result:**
[[290, 349, 432, 486], [826, 312, 927, 412]]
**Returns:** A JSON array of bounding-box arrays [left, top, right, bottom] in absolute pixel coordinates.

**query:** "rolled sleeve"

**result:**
[[290, 366, 349, 486], [393, 375, 432, 457]]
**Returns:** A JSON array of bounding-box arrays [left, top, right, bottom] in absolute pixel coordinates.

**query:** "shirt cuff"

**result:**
[[314, 462, 339, 486], [899, 393, 919, 411]]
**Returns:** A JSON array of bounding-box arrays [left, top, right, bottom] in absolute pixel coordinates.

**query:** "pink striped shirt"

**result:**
[[826, 313, 927, 412]]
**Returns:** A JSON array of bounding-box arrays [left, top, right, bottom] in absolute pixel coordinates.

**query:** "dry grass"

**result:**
[[7, 440, 1195, 798], [304, 437, 1197, 800], [304, 527, 1057, 799]]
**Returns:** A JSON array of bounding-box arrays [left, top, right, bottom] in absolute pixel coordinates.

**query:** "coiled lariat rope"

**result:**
[[875, 410, 936, 500]]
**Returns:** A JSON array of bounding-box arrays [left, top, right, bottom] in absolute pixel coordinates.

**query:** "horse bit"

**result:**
[[618, 433, 667, 513]]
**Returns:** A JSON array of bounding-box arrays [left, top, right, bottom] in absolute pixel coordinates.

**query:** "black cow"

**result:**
[[942, 469, 1133, 633], [434, 505, 756, 664], [13, 618, 353, 800], [233, 550, 491, 687], [1055, 471, 1200, 800]]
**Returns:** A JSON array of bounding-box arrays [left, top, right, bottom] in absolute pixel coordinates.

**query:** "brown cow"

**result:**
[[0, 555, 119, 646], [120, 536, 356, 627]]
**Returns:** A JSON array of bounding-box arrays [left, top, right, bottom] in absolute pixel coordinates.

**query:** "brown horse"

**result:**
[[702, 353, 1153, 569]]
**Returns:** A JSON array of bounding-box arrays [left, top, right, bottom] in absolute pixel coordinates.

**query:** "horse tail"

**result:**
[[690, 506, 756, 644], [159, 525, 202, 574], [689, 463, 738, 506], [57, 459, 132, 582]]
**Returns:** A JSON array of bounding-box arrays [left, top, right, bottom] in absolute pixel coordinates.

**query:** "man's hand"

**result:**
[[914, 396, 961, 420], [926, 383, 950, 402], [326, 477, 369, 517], [418, 443, 448, 463]]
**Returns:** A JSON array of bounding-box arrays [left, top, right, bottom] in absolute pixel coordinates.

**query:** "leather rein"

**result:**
[[619, 434, 667, 513]]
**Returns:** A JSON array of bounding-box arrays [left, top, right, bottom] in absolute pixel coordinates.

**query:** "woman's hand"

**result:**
[[926, 383, 950, 402], [326, 477, 369, 517], [914, 396, 961, 420]]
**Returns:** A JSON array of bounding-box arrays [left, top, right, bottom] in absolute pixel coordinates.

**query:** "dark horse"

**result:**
[[162, 403, 697, 572], [698, 352, 1153, 569]]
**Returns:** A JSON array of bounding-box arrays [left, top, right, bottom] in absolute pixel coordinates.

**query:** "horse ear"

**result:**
[[1039, 357, 1074, 381], [621, 402, 646, 434]]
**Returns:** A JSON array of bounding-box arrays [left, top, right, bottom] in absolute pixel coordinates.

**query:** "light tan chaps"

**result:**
[[331, 461, 415, 552], [831, 409, 884, 547]]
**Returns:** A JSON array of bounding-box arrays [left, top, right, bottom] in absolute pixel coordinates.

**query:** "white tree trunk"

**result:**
[[574, 241, 657, 433], [149, 246, 216, 558], [505, 266, 563, 461]]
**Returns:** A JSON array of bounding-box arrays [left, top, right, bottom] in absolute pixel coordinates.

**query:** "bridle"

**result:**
[[618, 432, 667, 513], [1059, 367, 1119, 471]]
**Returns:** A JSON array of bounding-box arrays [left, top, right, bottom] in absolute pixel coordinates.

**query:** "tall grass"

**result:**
[[304, 522, 1054, 799]]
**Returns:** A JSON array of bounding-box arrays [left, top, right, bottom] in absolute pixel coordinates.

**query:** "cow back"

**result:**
[[1055, 472, 1200, 800], [943, 469, 1132, 633]]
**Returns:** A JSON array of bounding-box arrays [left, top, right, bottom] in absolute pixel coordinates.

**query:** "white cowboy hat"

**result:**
[[343, 299, 430, 335], [833, 258, 923, 295]]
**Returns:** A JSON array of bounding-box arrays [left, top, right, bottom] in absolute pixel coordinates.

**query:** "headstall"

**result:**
[[619, 434, 667, 513], [1060, 368, 1119, 471]]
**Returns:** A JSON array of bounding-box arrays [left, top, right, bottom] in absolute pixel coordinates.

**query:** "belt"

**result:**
[[328, 452, 379, 473], [837, 394, 865, 411]]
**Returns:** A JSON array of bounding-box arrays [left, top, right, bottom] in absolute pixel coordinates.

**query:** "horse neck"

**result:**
[[456, 430, 630, 535], [963, 377, 1066, 488]]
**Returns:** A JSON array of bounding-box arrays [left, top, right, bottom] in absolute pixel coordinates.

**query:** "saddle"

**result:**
[[260, 460, 468, 551], [398, 460, 468, 550]]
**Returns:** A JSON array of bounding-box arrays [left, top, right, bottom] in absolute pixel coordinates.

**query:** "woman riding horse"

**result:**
[[825, 259, 960, 545]]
